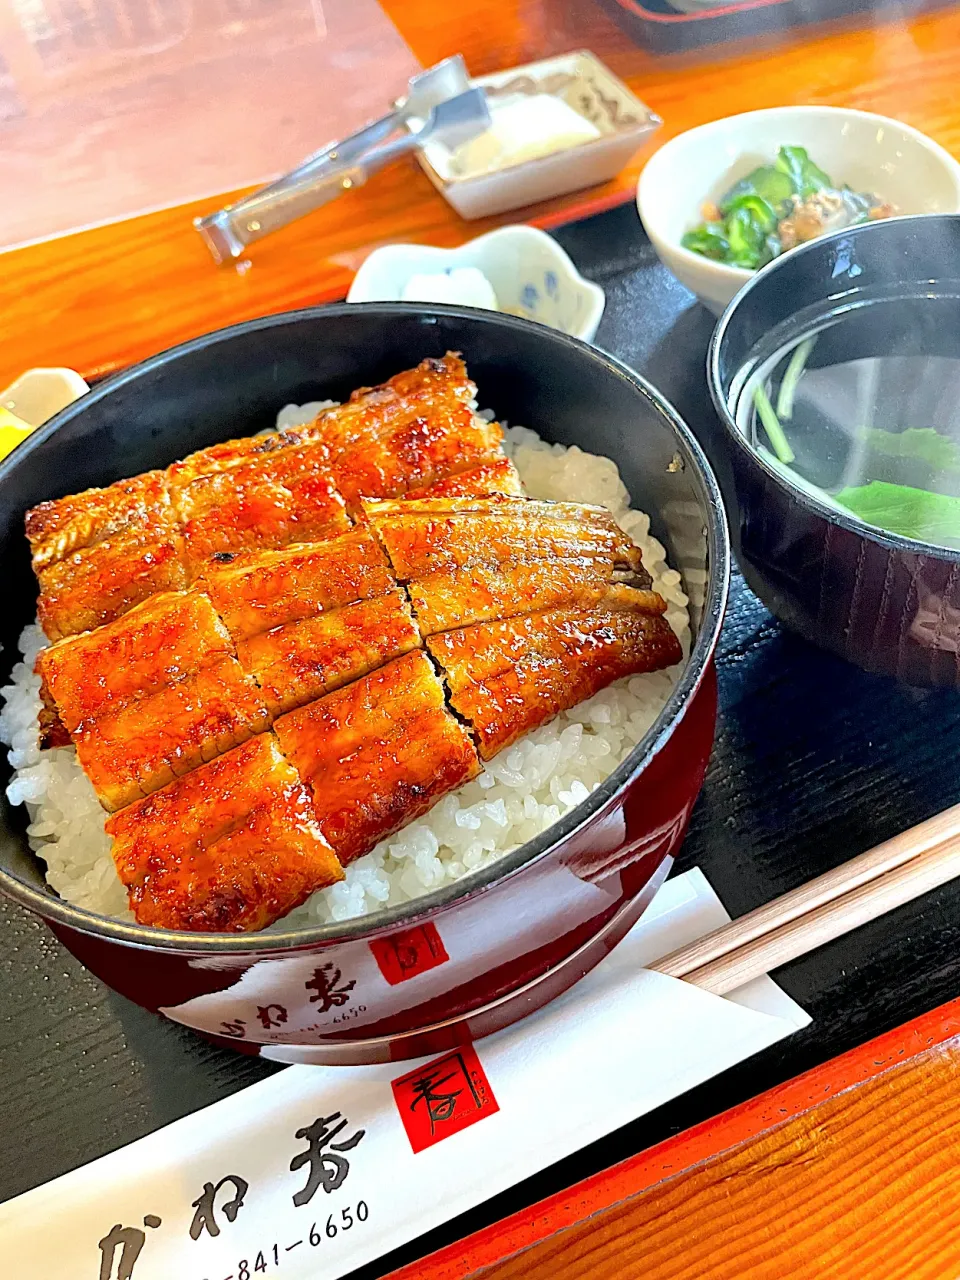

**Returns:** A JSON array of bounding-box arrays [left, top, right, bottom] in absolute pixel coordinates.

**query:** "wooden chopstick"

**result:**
[[650, 803, 960, 996]]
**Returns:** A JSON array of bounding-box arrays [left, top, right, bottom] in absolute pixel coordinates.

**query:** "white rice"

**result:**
[[0, 424, 690, 929]]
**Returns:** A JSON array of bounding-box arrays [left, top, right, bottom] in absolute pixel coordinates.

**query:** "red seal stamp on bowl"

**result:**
[[370, 924, 450, 985]]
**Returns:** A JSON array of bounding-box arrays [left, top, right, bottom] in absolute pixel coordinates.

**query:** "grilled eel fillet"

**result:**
[[106, 733, 343, 933], [105, 653, 478, 931], [33, 455, 682, 931], [274, 651, 481, 866], [427, 588, 682, 759], [362, 495, 681, 757], [37, 591, 271, 811], [196, 527, 395, 641], [28, 470, 190, 643], [360, 495, 661, 633], [199, 530, 420, 717], [36, 537, 421, 809], [26, 355, 515, 643], [36, 525, 398, 750]]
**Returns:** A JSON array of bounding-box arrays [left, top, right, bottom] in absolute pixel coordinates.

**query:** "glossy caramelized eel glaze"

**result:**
[[27, 356, 682, 932]]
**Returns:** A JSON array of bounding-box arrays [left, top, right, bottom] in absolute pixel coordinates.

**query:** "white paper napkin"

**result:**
[[2, 869, 808, 1280]]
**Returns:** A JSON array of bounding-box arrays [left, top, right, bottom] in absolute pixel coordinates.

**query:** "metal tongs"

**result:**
[[195, 56, 489, 265]]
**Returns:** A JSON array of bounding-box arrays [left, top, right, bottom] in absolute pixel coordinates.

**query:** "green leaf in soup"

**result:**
[[835, 480, 960, 548], [864, 427, 960, 471], [721, 166, 795, 212], [775, 145, 833, 198], [681, 224, 731, 261], [753, 384, 795, 464]]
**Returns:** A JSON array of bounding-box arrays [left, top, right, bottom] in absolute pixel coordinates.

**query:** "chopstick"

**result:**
[[651, 802, 960, 996]]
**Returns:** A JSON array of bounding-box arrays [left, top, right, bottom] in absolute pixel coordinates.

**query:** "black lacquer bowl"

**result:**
[[0, 304, 729, 1064], [709, 213, 960, 686]]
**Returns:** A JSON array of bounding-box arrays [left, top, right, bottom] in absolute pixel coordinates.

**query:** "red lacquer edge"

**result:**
[[386, 994, 960, 1280]]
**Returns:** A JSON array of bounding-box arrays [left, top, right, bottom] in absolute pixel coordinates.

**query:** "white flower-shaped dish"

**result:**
[[347, 225, 606, 343]]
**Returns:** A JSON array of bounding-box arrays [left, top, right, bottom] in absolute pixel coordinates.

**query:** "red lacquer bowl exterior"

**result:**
[[0, 306, 729, 1064], [50, 664, 717, 1064]]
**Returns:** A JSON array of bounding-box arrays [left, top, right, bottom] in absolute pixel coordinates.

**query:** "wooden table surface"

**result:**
[[7, 2, 960, 1277], [5, 0, 960, 388]]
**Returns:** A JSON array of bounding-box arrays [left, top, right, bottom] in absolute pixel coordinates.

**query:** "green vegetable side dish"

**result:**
[[682, 146, 895, 271]]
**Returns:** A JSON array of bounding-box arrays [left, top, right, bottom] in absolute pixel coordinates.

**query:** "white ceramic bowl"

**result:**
[[347, 225, 606, 342], [637, 106, 960, 315]]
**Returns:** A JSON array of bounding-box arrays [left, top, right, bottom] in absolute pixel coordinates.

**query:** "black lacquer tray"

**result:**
[[4, 204, 960, 1280]]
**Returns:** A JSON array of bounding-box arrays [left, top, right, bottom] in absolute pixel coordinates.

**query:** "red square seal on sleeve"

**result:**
[[391, 1045, 499, 1153], [370, 923, 449, 985]]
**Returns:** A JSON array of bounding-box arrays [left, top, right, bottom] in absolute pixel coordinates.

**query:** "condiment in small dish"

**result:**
[[400, 265, 500, 310], [412, 51, 660, 219], [347, 225, 606, 342], [1, 367, 88, 428], [446, 94, 602, 178]]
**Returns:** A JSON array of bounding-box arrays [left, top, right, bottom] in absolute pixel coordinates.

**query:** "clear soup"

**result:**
[[734, 294, 960, 551]]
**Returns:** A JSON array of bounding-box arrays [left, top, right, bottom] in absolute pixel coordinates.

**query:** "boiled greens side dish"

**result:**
[[683, 145, 895, 271]]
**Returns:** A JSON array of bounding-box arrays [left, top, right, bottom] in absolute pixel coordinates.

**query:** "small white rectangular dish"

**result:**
[[347, 225, 606, 342], [412, 51, 660, 220]]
